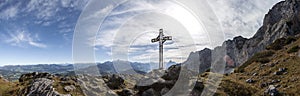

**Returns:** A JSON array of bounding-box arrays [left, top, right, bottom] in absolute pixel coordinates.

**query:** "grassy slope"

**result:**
[[0, 78, 15, 96], [216, 36, 300, 95], [0, 76, 85, 96]]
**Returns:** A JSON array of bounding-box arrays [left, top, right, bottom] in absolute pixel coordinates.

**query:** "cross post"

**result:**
[[151, 29, 172, 69]]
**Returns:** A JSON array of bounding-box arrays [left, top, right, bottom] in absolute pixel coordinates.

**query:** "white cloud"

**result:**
[[17, 0, 89, 26], [207, 0, 283, 39], [61, 0, 72, 8], [0, 4, 19, 19], [25, 0, 60, 21], [3, 30, 47, 48], [80, 0, 283, 63], [28, 41, 47, 48], [92, 1, 210, 62]]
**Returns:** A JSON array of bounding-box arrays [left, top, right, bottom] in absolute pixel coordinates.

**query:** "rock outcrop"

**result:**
[[134, 65, 203, 96], [19, 73, 71, 96], [26, 78, 70, 96]]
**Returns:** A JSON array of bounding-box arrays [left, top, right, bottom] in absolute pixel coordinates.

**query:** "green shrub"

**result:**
[[285, 36, 297, 44], [256, 58, 270, 63], [252, 50, 275, 58], [266, 38, 287, 50], [287, 45, 300, 53], [266, 37, 296, 50]]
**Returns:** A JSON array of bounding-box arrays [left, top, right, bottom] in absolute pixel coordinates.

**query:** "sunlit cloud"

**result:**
[[92, 0, 283, 63], [3, 30, 47, 48], [208, 0, 283, 39]]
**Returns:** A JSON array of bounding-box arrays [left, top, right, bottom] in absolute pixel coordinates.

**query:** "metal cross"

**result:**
[[151, 29, 172, 69]]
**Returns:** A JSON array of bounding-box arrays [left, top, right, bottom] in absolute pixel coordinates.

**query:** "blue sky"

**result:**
[[0, 0, 281, 65], [0, 0, 88, 65]]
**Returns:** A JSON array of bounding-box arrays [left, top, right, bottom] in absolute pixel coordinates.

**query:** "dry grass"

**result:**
[[223, 36, 300, 95]]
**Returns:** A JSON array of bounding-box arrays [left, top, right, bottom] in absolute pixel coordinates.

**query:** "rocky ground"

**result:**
[[0, 65, 202, 96]]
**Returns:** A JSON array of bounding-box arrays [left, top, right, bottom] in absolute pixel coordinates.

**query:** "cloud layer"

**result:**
[[0, 0, 284, 65], [208, 0, 282, 38], [3, 30, 47, 48], [91, 0, 282, 63]]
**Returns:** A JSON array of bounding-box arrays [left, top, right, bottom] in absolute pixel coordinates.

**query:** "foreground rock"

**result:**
[[15, 72, 83, 96], [134, 65, 201, 96], [26, 78, 70, 96], [265, 85, 279, 96]]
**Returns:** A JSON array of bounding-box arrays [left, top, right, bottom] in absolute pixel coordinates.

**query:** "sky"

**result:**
[[0, 0, 282, 65]]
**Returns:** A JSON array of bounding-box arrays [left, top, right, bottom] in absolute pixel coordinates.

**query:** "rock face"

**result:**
[[134, 65, 203, 96], [64, 85, 76, 92], [19, 72, 55, 82], [26, 78, 70, 96], [102, 74, 126, 90], [18, 72, 71, 96], [185, 0, 300, 73], [265, 85, 279, 96]]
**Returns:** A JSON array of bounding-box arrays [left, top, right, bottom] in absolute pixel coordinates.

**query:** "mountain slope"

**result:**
[[185, 0, 300, 73], [216, 34, 300, 95]]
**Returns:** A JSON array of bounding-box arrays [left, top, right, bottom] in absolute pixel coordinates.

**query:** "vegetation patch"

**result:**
[[215, 79, 258, 96], [287, 45, 300, 53], [236, 50, 275, 73], [266, 37, 297, 50]]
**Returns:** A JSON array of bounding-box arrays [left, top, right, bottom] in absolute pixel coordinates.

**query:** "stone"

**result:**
[[106, 90, 118, 96], [136, 77, 165, 87], [261, 82, 268, 88], [274, 71, 281, 75], [261, 64, 267, 67], [118, 88, 134, 96], [271, 79, 281, 84], [160, 87, 170, 95], [26, 78, 70, 96], [60, 77, 70, 81], [265, 85, 279, 96], [142, 88, 157, 96], [253, 73, 258, 76], [279, 68, 287, 72], [102, 74, 125, 90], [274, 68, 288, 75], [246, 79, 255, 83], [64, 85, 76, 92], [269, 63, 275, 67]]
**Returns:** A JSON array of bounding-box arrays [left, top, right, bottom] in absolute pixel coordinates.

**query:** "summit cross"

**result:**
[[151, 29, 172, 69]]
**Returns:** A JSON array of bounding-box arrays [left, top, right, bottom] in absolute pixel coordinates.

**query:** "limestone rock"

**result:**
[[26, 78, 70, 96], [64, 85, 76, 92], [265, 85, 279, 96], [142, 88, 157, 96]]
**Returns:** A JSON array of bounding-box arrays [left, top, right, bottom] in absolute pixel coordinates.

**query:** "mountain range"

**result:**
[[0, 60, 164, 81]]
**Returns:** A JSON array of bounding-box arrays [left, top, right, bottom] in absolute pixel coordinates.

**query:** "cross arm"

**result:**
[[151, 38, 158, 43], [163, 36, 172, 40]]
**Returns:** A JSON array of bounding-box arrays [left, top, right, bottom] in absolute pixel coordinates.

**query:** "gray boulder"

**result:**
[[265, 85, 279, 96], [26, 78, 70, 96], [246, 79, 255, 83], [142, 88, 158, 96], [64, 85, 76, 92]]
